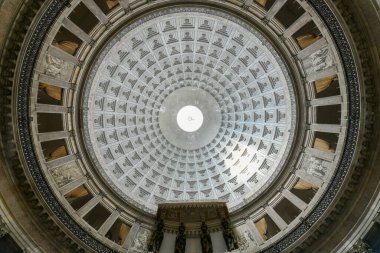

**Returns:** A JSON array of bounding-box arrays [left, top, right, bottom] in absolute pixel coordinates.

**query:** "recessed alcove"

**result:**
[[94, 0, 119, 14], [83, 204, 111, 230], [293, 21, 322, 49], [316, 105, 341, 125], [275, 0, 305, 28], [314, 76, 340, 98], [255, 215, 281, 240], [37, 113, 64, 133], [41, 139, 67, 161], [68, 2, 99, 34], [256, 0, 276, 10], [313, 132, 339, 152], [290, 179, 318, 204], [64, 185, 93, 211], [53, 27, 81, 55], [105, 219, 130, 245], [38, 83, 62, 105], [274, 198, 301, 224]]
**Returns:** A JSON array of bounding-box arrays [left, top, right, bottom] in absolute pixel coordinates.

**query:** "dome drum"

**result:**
[[2, 0, 365, 252]]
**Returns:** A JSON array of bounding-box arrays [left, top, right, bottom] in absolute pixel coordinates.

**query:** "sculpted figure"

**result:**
[[45, 55, 64, 78], [175, 223, 186, 253], [222, 219, 239, 251], [200, 222, 213, 253], [148, 220, 164, 253]]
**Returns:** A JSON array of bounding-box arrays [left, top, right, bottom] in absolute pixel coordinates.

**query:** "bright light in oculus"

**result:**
[[176, 106, 204, 132]]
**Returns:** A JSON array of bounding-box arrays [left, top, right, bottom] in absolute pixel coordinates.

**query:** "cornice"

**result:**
[[0, 0, 82, 252], [296, 0, 379, 252]]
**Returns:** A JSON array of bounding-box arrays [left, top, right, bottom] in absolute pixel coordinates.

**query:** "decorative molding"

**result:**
[[348, 239, 374, 253], [15, 0, 113, 252], [0, 216, 9, 238], [263, 0, 363, 251]]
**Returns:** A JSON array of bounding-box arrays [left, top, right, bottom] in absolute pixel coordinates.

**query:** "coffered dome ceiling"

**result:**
[[82, 8, 296, 213], [2, 0, 377, 252]]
